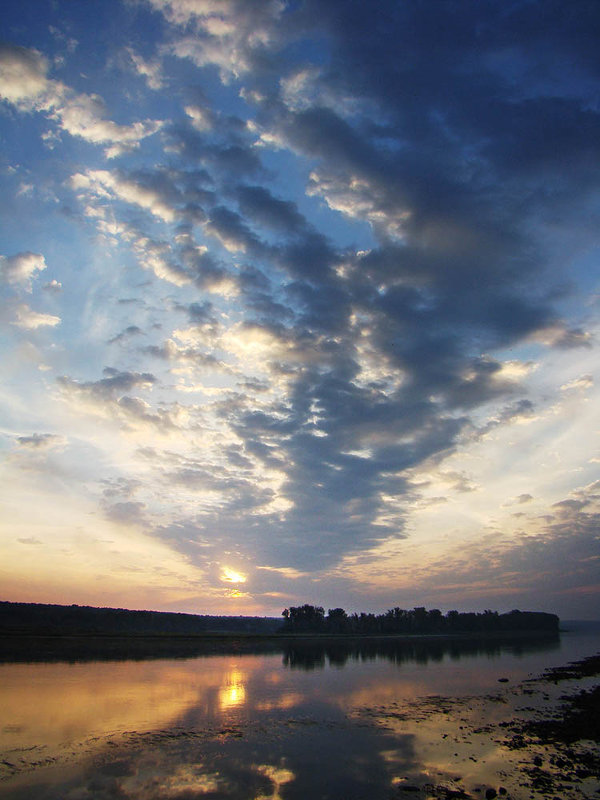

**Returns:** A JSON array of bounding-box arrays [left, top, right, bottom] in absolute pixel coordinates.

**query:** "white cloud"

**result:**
[[0, 43, 162, 156], [150, 0, 284, 81], [0, 44, 55, 107], [0, 252, 47, 290], [560, 373, 593, 393], [126, 47, 164, 90], [184, 104, 214, 131], [72, 170, 177, 222], [57, 93, 163, 157], [12, 303, 60, 329]]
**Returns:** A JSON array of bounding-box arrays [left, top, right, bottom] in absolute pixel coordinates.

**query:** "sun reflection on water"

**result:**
[[218, 667, 247, 710]]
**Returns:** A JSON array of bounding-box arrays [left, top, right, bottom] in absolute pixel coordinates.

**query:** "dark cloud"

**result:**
[[517, 494, 534, 505], [174, 233, 239, 291], [186, 301, 215, 324], [166, 119, 263, 178], [57, 368, 156, 400], [133, 0, 599, 576], [55, 369, 186, 431], [552, 327, 593, 349], [108, 325, 144, 345], [235, 185, 307, 235], [103, 500, 148, 524], [16, 433, 64, 449], [205, 206, 263, 254]]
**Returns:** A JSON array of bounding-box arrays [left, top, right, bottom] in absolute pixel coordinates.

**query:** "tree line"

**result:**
[[280, 604, 559, 635], [0, 601, 281, 636]]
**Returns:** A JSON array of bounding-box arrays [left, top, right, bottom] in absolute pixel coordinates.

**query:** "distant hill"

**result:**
[[0, 601, 282, 637]]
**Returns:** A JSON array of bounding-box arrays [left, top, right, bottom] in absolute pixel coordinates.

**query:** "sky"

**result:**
[[0, 0, 599, 620]]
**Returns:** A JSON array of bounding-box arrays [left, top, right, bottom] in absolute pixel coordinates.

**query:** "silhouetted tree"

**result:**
[[281, 604, 325, 633], [326, 607, 348, 633], [279, 603, 558, 636]]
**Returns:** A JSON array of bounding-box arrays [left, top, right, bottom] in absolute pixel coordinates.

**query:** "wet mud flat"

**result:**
[[1, 654, 599, 800], [497, 655, 600, 799], [372, 652, 600, 800]]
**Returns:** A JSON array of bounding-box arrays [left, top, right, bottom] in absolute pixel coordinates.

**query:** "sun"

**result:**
[[220, 567, 247, 584]]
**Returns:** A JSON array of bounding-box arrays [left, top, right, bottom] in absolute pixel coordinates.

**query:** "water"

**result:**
[[1, 626, 599, 799]]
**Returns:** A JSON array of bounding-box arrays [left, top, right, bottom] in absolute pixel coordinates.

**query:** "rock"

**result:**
[[484, 790, 497, 800]]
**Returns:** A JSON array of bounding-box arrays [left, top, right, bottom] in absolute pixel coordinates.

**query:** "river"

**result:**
[[1, 623, 599, 799]]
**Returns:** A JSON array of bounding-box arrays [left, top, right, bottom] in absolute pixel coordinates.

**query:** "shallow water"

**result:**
[[1, 626, 599, 799]]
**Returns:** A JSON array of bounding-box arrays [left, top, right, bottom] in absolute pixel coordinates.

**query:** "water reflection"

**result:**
[[1, 630, 590, 800], [0, 631, 559, 665], [281, 633, 560, 671], [0, 634, 561, 755], [219, 667, 247, 710]]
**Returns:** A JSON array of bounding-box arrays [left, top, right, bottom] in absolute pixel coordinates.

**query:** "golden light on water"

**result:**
[[219, 668, 247, 710], [220, 567, 247, 584]]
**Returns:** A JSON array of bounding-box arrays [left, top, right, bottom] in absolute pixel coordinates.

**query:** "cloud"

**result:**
[[103, 500, 148, 525], [129, 0, 600, 576], [72, 169, 179, 223], [55, 368, 193, 434], [142, 337, 232, 374], [125, 47, 164, 90], [0, 43, 162, 156], [150, 0, 285, 81], [58, 367, 157, 398], [58, 94, 163, 158], [108, 325, 144, 345], [0, 44, 52, 106], [2, 0, 598, 614], [334, 479, 600, 616], [503, 493, 534, 508], [70, 166, 242, 292], [16, 433, 66, 450], [561, 374, 594, 393], [12, 304, 60, 329], [235, 185, 307, 235], [533, 324, 593, 349], [206, 206, 262, 253], [516, 494, 534, 505], [0, 252, 47, 290], [43, 279, 62, 293]]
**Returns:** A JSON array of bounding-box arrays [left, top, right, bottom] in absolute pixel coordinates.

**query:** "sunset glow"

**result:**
[[221, 568, 248, 585]]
